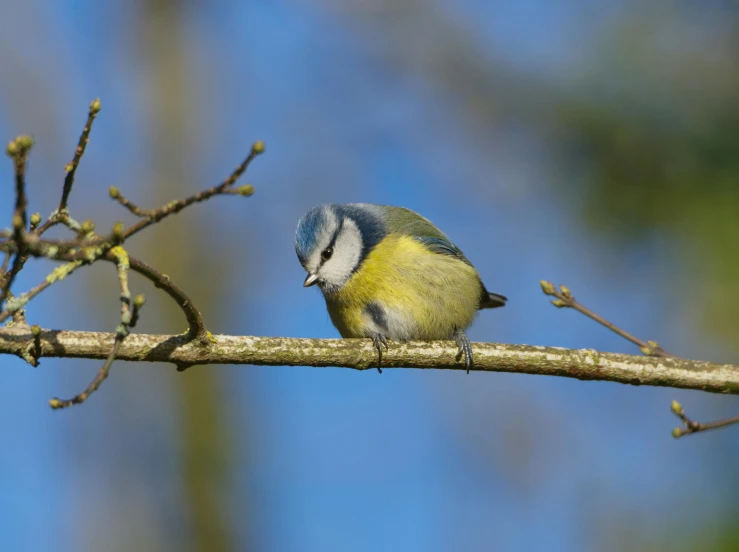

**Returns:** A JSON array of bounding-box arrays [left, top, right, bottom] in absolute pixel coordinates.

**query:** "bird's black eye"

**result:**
[[321, 247, 333, 261]]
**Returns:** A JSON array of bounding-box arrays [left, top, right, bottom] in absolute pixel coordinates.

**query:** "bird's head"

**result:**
[[295, 204, 385, 294]]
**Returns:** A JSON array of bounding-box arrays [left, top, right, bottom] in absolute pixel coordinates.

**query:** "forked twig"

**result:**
[[540, 280, 739, 438], [36, 99, 101, 235], [670, 401, 739, 438], [49, 246, 143, 409], [0, 98, 263, 408], [540, 280, 675, 358], [127, 256, 207, 343]]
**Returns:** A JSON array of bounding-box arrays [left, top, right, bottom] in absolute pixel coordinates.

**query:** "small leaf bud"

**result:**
[[81, 219, 95, 234], [236, 184, 255, 197], [252, 140, 265, 154], [112, 221, 125, 242], [16, 135, 34, 151], [6, 139, 19, 156], [539, 280, 556, 296], [133, 294, 146, 309]]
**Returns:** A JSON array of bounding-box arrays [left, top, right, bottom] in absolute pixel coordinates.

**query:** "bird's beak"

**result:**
[[303, 273, 319, 287]]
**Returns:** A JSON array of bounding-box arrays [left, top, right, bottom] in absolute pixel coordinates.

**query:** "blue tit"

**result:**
[[294, 204, 507, 373]]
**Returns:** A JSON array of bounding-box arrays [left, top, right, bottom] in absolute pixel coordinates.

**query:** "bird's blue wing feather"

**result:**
[[413, 236, 473, 266], [380, 206, 474, 265]]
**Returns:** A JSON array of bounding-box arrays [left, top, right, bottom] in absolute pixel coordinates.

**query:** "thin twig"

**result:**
[[12, 145, 29, 231], [2, 145, 261, 266], [539, 281, 739, 438], [1, 136, 34, 307], [48, 340, 124, 409], [108, 187, 157, 217], [109, 142, 261, 243], [49, 246, 141, 409], [0, 260, 84, 323], [36, 99, 101, 236], [60, 99, 101, 211], [126, 256, 208, 342], [670, 401, 739, 438], [0, 142, 261, 267], [540, 281, 676, 358]]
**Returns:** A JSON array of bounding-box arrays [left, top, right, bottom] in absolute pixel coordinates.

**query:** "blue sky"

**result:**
[[1, 2, 737, 551]]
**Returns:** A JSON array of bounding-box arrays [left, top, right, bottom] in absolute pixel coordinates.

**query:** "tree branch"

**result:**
[[49, 245, 143, 409], [540, 280, 739, 437], [670, 400, 739, 438], [540, 280, 674, 357], [1, 327, 738, 396], [3, 99, 736, 438]]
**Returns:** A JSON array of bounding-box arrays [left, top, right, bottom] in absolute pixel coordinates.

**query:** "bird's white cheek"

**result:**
[[318, 219, 363, 287], [320, 248, 359, 284]]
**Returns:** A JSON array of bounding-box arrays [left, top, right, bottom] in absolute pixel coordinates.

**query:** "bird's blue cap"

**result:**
[[295, 206, 326, 265], [295, 204, 386, 267]]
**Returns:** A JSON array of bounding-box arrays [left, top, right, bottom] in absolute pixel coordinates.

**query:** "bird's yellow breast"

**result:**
[[324, 234, 483, 340]]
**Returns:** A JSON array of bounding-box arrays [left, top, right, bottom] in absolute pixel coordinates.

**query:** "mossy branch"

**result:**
[[2, 99, 737, 440], [1, 98, 262, 407], [1, 326, 739, 394], [540, 281, 739, 437]]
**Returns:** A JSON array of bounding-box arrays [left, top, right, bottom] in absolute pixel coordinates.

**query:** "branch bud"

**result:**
[[252, 140, 265, 155], [12, 214, 24, 230], [670, 400, 683, 416], [81, 219, 95, 234], [6, 135, 34, 157], [112, 221, 125, 243], [89, 98, 102, 114], [236, 184, 255, 197], [671, 427, 683, 439], [29, 213, 42, 228], [133, 294, 146, 309], [49, 398, 63, 409], [559, 284, 572, 298], [15, 135, 34, 151], [31, 325, 41, 337], [539, 280, 556, 296], [6, 139, 19, 156], [550, 299, 567, 308], [109, 186, 120, 199]]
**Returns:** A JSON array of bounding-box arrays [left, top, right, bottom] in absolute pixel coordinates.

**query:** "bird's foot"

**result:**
[[371, 333, 388, 374], [453, 329, 473, 373]]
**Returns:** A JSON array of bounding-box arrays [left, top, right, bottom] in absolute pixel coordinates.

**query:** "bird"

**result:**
[[294, 203, 507, 373]]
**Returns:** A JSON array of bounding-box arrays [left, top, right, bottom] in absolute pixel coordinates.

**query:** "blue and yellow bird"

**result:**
[[295, 204, 507, 372]]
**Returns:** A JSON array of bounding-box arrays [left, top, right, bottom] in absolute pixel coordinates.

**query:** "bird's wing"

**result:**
[[412, 236, 471, 264], [381, 206, 474, 266], [381, 206, 506, 308]]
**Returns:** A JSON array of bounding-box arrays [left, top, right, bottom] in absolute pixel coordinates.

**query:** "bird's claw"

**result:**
[[371, 333, 388, 374], [454, 329, 473, 373]]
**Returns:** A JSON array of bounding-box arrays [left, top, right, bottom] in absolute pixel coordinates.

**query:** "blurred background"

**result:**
[[1, 1, 738, 551]]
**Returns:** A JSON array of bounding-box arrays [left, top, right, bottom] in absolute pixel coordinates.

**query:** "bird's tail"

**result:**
[[479, 290, 507, 310]]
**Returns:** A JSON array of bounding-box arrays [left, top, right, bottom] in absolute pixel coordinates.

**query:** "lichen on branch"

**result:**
[[0, 99, 263, 407]]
